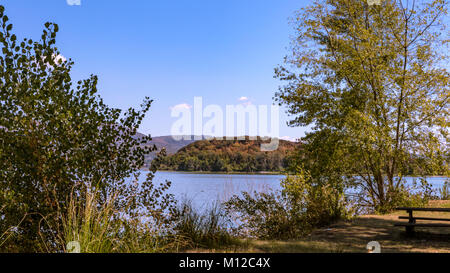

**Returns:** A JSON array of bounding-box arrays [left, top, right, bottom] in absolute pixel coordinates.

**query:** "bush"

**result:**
[[0, 5, 175, 252], [225, 191, 296, 239], [439, 180, 450, 200], [373, 178, 436, 213], [224, 170, 352, 240]]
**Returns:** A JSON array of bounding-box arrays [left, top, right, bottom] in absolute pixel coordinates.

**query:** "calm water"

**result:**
[[135, 171, 448, 209]]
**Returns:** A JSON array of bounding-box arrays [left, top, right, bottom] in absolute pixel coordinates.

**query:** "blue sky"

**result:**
[[2, 0, 311, 140]]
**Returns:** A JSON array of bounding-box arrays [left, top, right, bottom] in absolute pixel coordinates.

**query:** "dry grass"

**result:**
[[187, 200, 450, 253]]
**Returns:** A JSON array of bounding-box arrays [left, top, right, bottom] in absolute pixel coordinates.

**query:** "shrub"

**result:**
[[0, 5, 175, 252], [439, 180, 450, 200], [372, 178, 436, 213], [224, 170, 352, 240]]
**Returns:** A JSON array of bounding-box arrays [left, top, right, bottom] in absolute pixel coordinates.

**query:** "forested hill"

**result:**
[[158, 137, 300, 172]]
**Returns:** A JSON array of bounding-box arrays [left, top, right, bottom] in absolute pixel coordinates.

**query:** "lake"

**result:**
[[136, 171, 449, 209]]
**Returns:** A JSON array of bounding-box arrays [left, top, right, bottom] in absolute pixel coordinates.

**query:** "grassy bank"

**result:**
[[186, 200, 450, 253], [4, 190, 448, 253]]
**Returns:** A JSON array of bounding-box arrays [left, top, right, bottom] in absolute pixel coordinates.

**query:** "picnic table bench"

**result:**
[[394, 207, 450, 235]]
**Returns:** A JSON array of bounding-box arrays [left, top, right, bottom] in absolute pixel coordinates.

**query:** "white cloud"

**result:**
[[237, 96, 252, 106], [67, 0, 81, 6], [170, 103, 192, 111], [280, 136, 299, 142]]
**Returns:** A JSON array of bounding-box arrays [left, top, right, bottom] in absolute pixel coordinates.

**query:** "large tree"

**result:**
[[0, 6, 174, 251], [275, 0, 449, 212]]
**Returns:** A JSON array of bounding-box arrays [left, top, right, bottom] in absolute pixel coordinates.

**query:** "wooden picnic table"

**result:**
[[394, 207, 450, 235]]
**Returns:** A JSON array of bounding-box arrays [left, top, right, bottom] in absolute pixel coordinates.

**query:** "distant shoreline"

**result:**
[[154, 170, 284, 176], [142, 169, 449, 178]]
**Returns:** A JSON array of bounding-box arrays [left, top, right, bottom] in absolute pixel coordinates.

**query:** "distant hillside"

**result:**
[[149, 136, 204, 154], [140, 135, 207, 167], [159, 137, 300, 173]]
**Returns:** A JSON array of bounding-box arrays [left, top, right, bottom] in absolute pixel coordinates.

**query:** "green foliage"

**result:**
[[275, 0, 449, 213], [173, 199, 239, 250], [282, 171, 351, 228], [62, 188, 121, 253], [160, 137, 299, 172], [0, 6, 175, 252], [439, 180, 450, 200], [61, 193, 240, 253], [224, 170, 353, 240], [60, 186, 182, 253], [225, 191, 297, 239], [372, 178, 435, 213]]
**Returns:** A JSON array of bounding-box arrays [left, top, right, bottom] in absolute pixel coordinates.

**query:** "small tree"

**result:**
[[275, 0, 449, 212], [0, 6, 174, 252]]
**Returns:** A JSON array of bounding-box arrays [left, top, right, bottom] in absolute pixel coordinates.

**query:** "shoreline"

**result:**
[[145, 170, 449, 178], [153, 170, 285, 176]]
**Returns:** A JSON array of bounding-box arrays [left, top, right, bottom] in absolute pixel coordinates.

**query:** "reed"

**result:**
[[173, 198, 240, 250], [60, 189, 181, 253]]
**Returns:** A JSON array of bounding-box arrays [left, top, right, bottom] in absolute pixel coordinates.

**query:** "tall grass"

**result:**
[[60, 189, 185, 253], [59, 188, 241, 253], [173, 199, 240, 250], [0, 212, 28, 251], [61, 190, 119, 252]]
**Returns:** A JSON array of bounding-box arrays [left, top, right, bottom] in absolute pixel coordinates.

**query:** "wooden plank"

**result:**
[[398, 216, 450, 222], [395, 207, 450, 212], [394, 223, 450, 227]]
